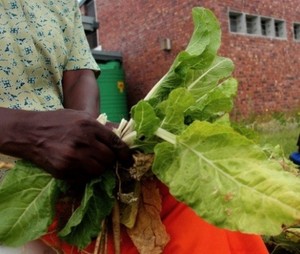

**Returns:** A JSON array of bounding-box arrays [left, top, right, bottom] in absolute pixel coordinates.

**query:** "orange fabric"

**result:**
[[158, 182, 268, 254], [42, 181, 269, 254]]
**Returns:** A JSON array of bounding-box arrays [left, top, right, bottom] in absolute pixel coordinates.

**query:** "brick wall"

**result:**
[[94, 0, 300, 119]]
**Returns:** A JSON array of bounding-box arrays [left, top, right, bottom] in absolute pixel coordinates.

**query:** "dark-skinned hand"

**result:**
[[2, 108, 132, 181]]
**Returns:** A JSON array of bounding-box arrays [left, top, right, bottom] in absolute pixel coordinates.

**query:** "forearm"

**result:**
[[62, 70, 100, 118]]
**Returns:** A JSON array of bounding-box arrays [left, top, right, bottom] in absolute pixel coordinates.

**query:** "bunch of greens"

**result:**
[[0, 7, 300, 253]]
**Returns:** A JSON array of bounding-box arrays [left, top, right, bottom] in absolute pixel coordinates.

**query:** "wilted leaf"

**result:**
[[120, 182, 140, 229], [126, 180, 170, 254]]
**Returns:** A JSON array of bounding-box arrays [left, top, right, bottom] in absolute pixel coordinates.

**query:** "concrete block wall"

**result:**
[[94, 0, 300, 119]]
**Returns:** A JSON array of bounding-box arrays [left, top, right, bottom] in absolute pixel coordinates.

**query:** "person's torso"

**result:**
[[0, 0, 81, 175], [0, 0, 77, 111]]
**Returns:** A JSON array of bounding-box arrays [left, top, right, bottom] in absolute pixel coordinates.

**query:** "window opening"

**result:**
[[246, 15, 259, 34], [293, 23, 300, 40], [260, 17, 272, 36], [229, 12, 243, 33], [82, 0, 98, 49], [274, 20, 285, 38], [86, 0, 95, 17]]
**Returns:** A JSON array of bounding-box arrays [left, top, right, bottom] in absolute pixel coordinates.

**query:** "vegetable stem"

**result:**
[[155, 127, 176, 145], [144, 72, 170, 101], [122, 131, 137, 148], [112, 200, 121, 254], [93, 220, 106, 254]]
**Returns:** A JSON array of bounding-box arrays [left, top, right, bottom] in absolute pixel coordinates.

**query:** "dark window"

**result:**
[[293, 23, 300, 40], [274, 20, 285, 38], [82, 0, 98, 48], [260, 18, 272, 36], [229, 12, 243, 33], [246, 15, 258, 34], [86, 32, 98, 49], [86, 0, 95, 17]]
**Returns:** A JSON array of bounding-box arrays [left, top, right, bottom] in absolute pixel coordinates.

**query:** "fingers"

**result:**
[[94, 124, 134, 168], [87, 140, 117, 174], [105, 131, 133, 167], [64, 142, 118, 180], [54, 130, 130, 181]]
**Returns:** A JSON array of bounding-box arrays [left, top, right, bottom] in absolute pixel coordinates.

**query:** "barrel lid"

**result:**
[[99, 61, 121, 70], [92, 50, 122, 62]]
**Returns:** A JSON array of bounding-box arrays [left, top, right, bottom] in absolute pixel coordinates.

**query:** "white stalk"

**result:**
[[144, 71, 170, 101], [121, 131, 137, 148], [154, 127, 176, 145], [121, 118, 135, 137]]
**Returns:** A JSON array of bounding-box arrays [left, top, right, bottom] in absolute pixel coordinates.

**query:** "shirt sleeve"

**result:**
[[64, 1, 100, 75]]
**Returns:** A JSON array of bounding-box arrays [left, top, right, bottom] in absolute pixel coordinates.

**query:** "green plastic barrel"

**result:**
[[97, 61, 128, 122]]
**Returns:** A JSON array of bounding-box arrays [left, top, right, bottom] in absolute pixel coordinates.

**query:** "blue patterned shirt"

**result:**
[[0, 0, 99, 111]]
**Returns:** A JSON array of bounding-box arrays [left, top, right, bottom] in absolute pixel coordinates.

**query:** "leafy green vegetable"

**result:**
[[144, 9, 230, 107], [156, 87, 195, 134], [187, 77, 238, 122], [111, 7, 300, 239], [152, 121, 300, 235], [131, 101, 160, 140], [0, 160, 59, 246], [58, 171, 115, 249]]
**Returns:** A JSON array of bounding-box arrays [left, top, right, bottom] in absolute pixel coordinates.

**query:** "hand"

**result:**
[[2, 109, 132, 181]]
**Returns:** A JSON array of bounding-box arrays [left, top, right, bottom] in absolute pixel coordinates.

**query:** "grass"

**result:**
[[255, 120, 299, 156], [234, 114, 300, 157]]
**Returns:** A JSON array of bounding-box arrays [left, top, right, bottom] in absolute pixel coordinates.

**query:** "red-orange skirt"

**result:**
[[42, 181, 269, 254]]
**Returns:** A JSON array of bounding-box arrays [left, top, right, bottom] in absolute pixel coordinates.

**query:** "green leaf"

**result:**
[[187, 78, 238, 122], [131, 100, 162, 152], [0, 160, 59, 246], [185, 56, 234, 99], [157, 87, 195, 134], [58, 171, 115, 249], [186, 7, 221, 55], [145, 7, 223, 105], [131, 100, 160, 139], [152, 121, 300, 236]]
